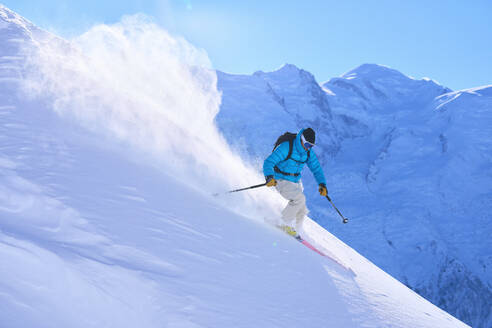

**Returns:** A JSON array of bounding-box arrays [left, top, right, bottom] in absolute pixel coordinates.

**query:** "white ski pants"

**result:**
[[275, 180, 308, 229]]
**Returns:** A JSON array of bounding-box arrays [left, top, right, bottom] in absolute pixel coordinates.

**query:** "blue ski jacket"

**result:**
[[263, 129, 326, 185]]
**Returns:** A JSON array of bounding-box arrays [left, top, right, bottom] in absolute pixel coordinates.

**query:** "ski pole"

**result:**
[[213, 182, 267, 196], [326, 196, 349, 224]]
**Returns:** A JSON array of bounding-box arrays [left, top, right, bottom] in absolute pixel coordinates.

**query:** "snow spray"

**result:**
[[22, 14, 283, 221]]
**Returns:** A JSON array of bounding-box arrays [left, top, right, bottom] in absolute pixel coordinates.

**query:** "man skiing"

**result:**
[[263, 128, 328, 238]]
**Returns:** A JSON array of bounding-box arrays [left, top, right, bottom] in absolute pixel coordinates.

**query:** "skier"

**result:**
[[263, 128, 328, 238]]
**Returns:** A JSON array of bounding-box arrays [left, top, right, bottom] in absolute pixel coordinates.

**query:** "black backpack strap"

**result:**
[[277, 139, 310, 164], [273, 139, 294, 176], [285, 139, 294, 161], [287, 147, 310, 164], [274, 166, 300, 177], [272, 138, 294, 162], [272, 134, 310, 177]]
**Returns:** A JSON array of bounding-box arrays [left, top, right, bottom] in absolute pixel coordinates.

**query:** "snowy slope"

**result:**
[[0, 5, 471, 328], [0, 98, 468, 328], [216, 63, 492, 327]]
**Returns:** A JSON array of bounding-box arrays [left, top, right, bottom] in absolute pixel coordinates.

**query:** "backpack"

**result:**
[[273, 132, 310, 164]]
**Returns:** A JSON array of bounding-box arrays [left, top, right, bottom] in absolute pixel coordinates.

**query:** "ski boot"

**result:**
[[279, 225, 300, 239]]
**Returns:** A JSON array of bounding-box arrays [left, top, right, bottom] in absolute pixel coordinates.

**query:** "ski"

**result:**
[[276, 225, 328, 257], [295, 235, 355, 274], [294, 235, 327, 257], [276, 226, 355, 274]]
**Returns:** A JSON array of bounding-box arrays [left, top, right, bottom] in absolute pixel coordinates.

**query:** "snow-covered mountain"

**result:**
[[0, 5, 474, 328], [216, 63, 492, 327]]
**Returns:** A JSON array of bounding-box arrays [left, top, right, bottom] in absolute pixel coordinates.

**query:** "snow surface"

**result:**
[[0, 5, 474, 328]]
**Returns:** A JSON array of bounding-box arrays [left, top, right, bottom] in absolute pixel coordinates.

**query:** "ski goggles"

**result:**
[[301, 134, 315, 149]]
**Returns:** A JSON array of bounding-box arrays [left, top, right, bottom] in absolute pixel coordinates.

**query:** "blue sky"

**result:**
[[3, 0, 491, 90]]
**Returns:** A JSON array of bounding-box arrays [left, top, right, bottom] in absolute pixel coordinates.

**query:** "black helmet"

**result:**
[[302, 128, 315, 144]]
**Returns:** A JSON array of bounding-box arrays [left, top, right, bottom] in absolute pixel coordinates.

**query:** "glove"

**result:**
[[266, 175, 277, 187], [318, 183, 328, 197]]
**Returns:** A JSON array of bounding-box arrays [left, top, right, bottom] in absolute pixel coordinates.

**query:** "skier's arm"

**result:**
[[263, 142, 290, 179], [307, 151, 327, 186]]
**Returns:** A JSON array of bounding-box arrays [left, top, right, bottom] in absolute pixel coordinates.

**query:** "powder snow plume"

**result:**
[[22, 14, 283, 220]]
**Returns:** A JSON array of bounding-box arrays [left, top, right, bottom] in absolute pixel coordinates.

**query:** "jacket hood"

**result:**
[[295, 129, 308, 154]]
